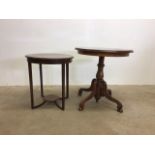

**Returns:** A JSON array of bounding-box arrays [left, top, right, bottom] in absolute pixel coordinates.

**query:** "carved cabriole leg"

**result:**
[[79, 80, 97, 111], [79, 93, 94, 111], [100, 80, 123, 112], [104, 93, 123, 113], [78, 79, 96, 96]]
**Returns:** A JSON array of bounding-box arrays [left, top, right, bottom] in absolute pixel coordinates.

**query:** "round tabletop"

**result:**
[[26, 53, 73, 64], [75, 47, 133, 57]]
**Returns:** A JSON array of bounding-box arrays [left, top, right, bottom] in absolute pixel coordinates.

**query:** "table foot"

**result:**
[[105, 93, 123, 113], [55, 100, 65, 111], [117, 106, 123, 113], [79, 106, 84, 111], [79, 93, 95, 111]]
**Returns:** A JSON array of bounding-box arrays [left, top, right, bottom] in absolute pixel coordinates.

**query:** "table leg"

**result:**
[[28, 61, 46, 109], [79, 93, 94, 111], [28, 62, 34, 109], [79, 80, 97, 111], [39, 63, 44, 97], [62, 63, 65, 110], [66, 63, 69, 99]]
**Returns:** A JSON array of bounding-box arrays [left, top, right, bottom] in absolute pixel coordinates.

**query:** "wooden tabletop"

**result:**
[[26, 53, 73, 64], [26, 53, 73, 60], [75, 47, 133, 57]]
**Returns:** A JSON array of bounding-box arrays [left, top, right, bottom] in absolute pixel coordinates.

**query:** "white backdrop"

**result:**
[[0, 19, 155, 86]]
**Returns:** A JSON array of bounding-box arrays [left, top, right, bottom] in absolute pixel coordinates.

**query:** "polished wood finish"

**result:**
[[76, 47, 133, 113], [26, 53, 73, 110], [76, 48, 133, 57]]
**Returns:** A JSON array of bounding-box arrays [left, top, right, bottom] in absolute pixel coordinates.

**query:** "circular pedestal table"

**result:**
[[75, 48, 133, 113]]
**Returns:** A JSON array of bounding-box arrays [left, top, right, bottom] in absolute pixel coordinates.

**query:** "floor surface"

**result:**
[[0, 86, 155, 135]]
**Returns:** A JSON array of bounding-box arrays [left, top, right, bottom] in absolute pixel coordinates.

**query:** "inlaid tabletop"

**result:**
[[75, 47, 133, 57]]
